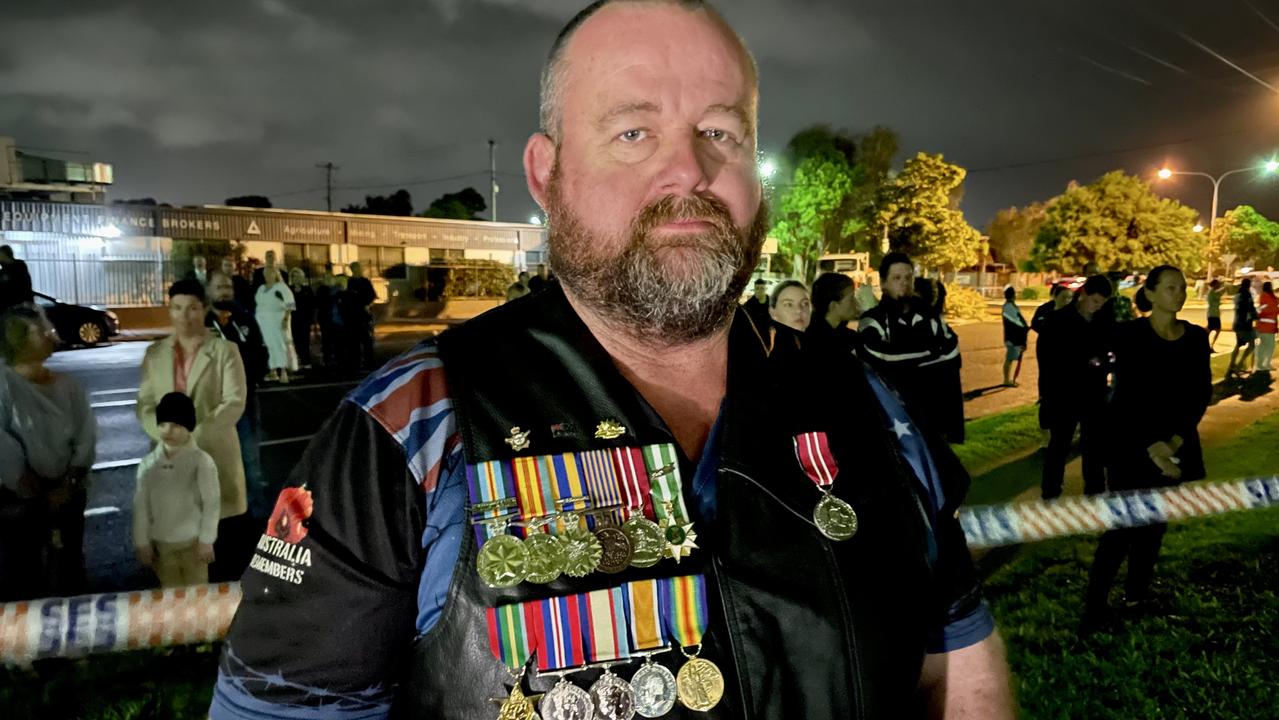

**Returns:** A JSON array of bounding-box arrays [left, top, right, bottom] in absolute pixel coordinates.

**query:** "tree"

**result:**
[[986, 202, 1047, 270], [343, 189, 413, 216], [417, 187, 487, 220], [771, 148, 856, 283], [878, 152, 984, 273], [770, 125, 899, 282], [225, 195, 272, 208], [1209, 205, 1279, 273], [1031, 171, 1203, 274]]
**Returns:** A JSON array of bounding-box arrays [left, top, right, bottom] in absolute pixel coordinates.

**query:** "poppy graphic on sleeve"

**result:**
[[266, 486, 314, 543]]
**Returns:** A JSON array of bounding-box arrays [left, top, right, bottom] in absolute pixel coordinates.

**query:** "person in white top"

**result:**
[[1001, 286, 1030, 387], [133, 391, 221, 587], [254, 265, 297, 384]]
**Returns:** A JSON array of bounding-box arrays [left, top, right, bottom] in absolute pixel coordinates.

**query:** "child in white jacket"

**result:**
[[133, 392, 220, 587]]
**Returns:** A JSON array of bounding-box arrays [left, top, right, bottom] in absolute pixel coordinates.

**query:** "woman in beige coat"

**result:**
[[137, 280, 248, 519]]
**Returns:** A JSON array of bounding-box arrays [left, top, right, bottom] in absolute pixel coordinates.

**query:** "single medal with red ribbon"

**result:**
[[486, 602, 541, 719], [533, 594, 594, 719], [793, 431, 859, 541]]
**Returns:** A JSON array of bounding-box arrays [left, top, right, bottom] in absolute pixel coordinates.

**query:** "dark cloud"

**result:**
[[4, 0, 1279, 228]]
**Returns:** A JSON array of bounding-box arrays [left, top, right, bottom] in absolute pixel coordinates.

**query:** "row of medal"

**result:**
[[470, 444, 699, 589], [489, 575, 721, 720]]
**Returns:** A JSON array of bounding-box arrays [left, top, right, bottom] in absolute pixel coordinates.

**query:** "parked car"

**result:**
[[33, 292, 120, 347]]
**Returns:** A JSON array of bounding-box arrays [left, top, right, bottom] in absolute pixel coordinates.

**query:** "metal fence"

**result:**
[[24, 256, 175, 307]]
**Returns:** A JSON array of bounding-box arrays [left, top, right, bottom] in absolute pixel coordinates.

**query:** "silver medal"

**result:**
[[589, 669, 635, 720], [541, 678, 595, 720], [630, 663, 677, 718]]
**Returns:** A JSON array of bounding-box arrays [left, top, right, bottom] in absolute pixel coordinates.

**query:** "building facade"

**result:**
[[0, 200, 546, 307]]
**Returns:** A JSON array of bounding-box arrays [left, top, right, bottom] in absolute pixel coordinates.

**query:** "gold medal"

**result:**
[[675, 656, 724, 712], [621, 516, 664, 568], [522, 532, 567, 584], [560, 524, 603, 577], [476, 534, 529, 588], [496, 683, 541, 720], [813, 493, 858, 541]]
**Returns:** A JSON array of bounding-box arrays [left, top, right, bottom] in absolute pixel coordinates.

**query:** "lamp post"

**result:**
[[1158, 161, 1279, 281]]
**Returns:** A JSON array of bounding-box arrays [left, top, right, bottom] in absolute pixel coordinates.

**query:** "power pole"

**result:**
[[315, 161, 338, 212], [488, 139, 499, 222]]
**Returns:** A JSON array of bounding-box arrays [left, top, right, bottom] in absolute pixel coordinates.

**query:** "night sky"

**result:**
[[4, 0, 1279, 230]]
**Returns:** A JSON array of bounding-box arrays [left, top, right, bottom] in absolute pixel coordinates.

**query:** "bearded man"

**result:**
[[211, 2, 1013, 719]]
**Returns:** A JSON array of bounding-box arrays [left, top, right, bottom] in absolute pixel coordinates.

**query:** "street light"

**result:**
[[1156, 160, 1279, 280]]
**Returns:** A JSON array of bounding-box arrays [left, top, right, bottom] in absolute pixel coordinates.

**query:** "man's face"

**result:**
[[882, 263, 915, 301], [1078, 292, 1107, 318], [208, 274, 234, 304], [169, 294, 207, 335], [159, 422, 191, 447], [221, 259, 235, 276], [753, 283, 767, 301], [265, 251, 276, 266], [1053, 288, 1074, 308], [526, 4, 765, 342], [350, 262, 363, 278], [194, 257, 206, 271]]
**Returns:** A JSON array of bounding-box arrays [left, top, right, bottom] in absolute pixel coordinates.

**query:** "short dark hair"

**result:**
[[0, 305, 45, 364], [1264, 281, 1274, 295], [754, 278, 767, 286], [770, 279, 807, 309], [1004, 286, 1016, 302], [811, 273, 853, 321], [1240, 277, 1252, 293], [1052, 283, 1074, 298], [1081, 274, 1113, 298], [168, 279, 207, 305], [0, 244, 12, 257], [878, 252, 912, 281]]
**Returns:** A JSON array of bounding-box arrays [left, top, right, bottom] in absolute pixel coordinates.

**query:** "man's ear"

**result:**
[[524, 133, 556, 209]]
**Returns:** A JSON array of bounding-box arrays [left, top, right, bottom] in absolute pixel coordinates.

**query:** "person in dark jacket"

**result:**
[[207, 3, 1013, 718], [1036, 274, 1114, 499], [0, 245, 34, 312], [1228, 277, 1257, 378], [1031, 283, 1074, 335], [346, 262, 377, 371], [1083, 266, 1210, 630], [858, 252, 965, 443], [220, 258, 255, 311], [288, 268, 316, 370], [740, 277, 771, 335], [805, 272, 860, 356], [1001, 286, 1029, 387]]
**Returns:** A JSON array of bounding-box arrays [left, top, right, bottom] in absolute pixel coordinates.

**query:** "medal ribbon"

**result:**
[[793, 431, 839, 490], [642, 444, 690, 526], [533, 593, 585, 671], [611, 447, 653, 524], [580, 586, 632, 663], [578, 449, 623, 530], [512, 455, 558, 538], [660, 575, 709, 649], [623, 578, 666, 652], [545, 453, 589, 534], [486, 601, 538, 672], [466, 459, 518, 543]]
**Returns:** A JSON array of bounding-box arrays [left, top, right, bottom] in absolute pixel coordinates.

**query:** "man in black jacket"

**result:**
[[1036, 274, 1114, 499], [858, 252, 965, 443], [211, 3, 1012, 718], [0, 245, 34, 312]]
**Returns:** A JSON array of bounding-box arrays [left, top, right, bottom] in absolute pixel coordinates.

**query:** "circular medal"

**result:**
[[621, 517, 664, 568], [560, 525, 603, 577], [589, 669, 636, 720], [541, 678, 595, 720], [476, 534, 529, 588], [523, 532, 567, 584], [630, 663, 677, 718], [675, 657, 724, 712], [594, 527, 634, 574], [813, 493, 858, 541]]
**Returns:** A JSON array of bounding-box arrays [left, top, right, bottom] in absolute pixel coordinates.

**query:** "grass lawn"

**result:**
[[985, 410, 1279, 719]]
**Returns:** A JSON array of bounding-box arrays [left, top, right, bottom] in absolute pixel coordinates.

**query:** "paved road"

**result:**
[[52, 332, 426, 595]]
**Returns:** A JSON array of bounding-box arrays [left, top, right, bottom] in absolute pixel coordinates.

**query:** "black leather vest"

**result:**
[[395, 287, 940, 719]]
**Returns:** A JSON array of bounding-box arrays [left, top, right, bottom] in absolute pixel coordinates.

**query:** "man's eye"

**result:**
[[701, 128, 734, 143], [619, 129, 647, 142]]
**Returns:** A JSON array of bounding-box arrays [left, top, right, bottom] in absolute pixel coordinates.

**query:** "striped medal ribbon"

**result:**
[[486, 601, 537, 672], [642, 444, 699, 562], [794, 431, 859, 541], [661, 574, 724, 712], [533, 593, 586, 672], [466, 459, 519, 543]]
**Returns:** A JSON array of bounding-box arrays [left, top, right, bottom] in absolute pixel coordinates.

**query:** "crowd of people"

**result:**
[[0, 250, 383, 599]]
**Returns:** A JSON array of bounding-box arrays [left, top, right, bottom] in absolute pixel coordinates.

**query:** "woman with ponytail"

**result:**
[[1083, 265, 1211, 630]]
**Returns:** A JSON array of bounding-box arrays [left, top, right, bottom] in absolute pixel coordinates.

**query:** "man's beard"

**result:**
[[545, 174, 768, 345]]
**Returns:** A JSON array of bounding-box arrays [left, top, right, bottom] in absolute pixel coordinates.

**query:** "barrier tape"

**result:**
[[959, 476, 1279, 549], [4, 476, 1277, 664]]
